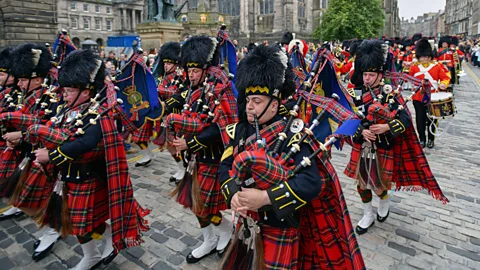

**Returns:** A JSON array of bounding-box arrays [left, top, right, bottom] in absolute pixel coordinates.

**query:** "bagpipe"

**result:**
[[168, 66, 235, 213], [220, 109, 361, 269], [24, 88, 123, 235]]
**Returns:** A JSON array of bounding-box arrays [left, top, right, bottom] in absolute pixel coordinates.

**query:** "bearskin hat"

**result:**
[[415, 38, 434, 58], [402, 38, 414, 48], [394, 37, 401, 44], [342, 40, 351, 50], [439, 36, 452, 47], [180, 35, 220, 70], [158, 42, 181, 76], [10, 43, 51, 79], [451, 36, 459, 46], [412, 33, 423, 43], [349, 40, 362, 57], [236, 45, 295, 103], [280, 32, 294, 45], [58, 49, 105, 92], [247, 43, 257, 53], [0, 47, 13, 74], [355, 40, 388, 73]]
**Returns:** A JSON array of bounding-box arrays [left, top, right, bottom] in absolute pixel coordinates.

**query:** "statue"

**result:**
[[147, 0, 177, 21]]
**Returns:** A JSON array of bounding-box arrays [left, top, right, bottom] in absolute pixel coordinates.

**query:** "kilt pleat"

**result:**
[[196, 162, 227, 217], [67, 177, 109, 236]]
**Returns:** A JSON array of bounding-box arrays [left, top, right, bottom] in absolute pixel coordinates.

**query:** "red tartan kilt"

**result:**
[[299, 197, 354, 269], [13, 164, 55, 209], [67, 177, 109, 236], [195, 162, 227, 217], [345, 143, 394, 184], [0, 148, 19, 180], [131, 120, 154, 143], [262, 225, 300, 270]]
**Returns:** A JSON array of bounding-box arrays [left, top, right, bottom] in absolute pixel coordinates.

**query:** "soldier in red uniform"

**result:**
[[437, 36, 455, 85], [409, 39, 450, 148]]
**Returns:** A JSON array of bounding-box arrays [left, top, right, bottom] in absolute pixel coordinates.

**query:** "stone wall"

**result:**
[[0, 0, 58, 46]]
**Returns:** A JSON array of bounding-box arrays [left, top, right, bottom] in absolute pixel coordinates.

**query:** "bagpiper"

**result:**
[[344, 40, 449, 235], [30, 49, 149, 269], [219, 45, 365, 269], [166, 35, 238, 263]]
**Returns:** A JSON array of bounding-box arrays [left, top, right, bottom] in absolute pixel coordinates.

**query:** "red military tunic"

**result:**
[[436, 48, 455, 68], [409, 62, 450, 102]]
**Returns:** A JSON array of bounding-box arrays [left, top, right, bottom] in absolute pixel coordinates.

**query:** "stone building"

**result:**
[[57, 0, 145, 48], [383, 0, 401, 37], [445, 0, 472, 37], [0, 0, 58, 46]]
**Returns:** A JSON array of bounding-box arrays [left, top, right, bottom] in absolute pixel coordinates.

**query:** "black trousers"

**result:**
[[413, 100, 437, 142]]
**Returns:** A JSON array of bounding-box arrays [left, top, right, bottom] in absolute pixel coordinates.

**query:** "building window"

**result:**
[[106, 20, 112, 31], [84, 17, 90, 30], [95, 18, 102, 30], [95, 5, 100, 13], [83, 4, 88, 12], [321, 0, 328, 9], [259, 0, 274, 15], [218, 0, 240, 16], [190, 0, 198, 9], [106, 7, 111, 14], [71, 17, 78, 29], [298, 0, 305, 18], [71, 2, 76, 10]]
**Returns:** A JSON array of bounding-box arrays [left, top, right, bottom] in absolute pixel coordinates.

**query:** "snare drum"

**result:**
[[428, 92, 456, 118]]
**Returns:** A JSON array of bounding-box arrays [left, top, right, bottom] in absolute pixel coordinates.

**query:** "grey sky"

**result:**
[[398, 0, 446, 20]]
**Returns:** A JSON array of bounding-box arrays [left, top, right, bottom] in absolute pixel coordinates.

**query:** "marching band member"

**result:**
[[30, 50, 149, 269], [0, 43, 62, 261], [345, 40, 448, 235], [409, 39, 450, 148], [155, 41, 187, 182], [437, 36, 456, 85], [219, 45, 365, 270], [167, 35, 238, 263]]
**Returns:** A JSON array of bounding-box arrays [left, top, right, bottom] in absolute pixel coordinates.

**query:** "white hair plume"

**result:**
[[31, 49, 42, 67], [90, 59, 103, 83], [275, 51, 288, 84], [207, 37, 219, 63]]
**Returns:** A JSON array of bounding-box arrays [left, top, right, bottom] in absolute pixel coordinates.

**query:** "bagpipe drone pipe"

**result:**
[[21, 86, 123, 236], [219, 109, 362, 270], [284, 48, 357, 150], [0, 73, 64, 200], [167, 66, 235, 214]]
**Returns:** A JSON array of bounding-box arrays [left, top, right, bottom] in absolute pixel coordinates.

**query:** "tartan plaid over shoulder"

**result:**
[[98, 116, 150, 251], [166, 66, 237, 147], [344, 90, 448, 204], [230, 119, 365, 269]]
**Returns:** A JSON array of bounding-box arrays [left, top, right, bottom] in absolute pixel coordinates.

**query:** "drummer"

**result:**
[[409, 38, 450, 148]]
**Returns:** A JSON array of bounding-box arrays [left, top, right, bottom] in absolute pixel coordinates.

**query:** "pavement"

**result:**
[[0, 63, 480, 269]]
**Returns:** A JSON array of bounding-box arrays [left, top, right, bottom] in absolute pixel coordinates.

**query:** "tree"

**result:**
[[313, 0, 385, 41]]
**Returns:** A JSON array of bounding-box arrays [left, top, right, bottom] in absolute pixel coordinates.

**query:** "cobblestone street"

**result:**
[[0, 64, 479, 270]]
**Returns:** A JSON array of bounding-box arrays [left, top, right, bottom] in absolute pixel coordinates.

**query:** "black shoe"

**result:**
[[377, 211, 389, 223], [355, 221, 374, 235], [427, 140, 434, 148], [420, 141, 425, 148], [217, 240, 231, 258], [169, 176, 177, 182], [186, 248, 216, 264], [32, 242, 56, 261], [33, 240, 40, 250], [135, 159, 152, 167], [0, 210, 23, 221], [102, 251, 117, 265]]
